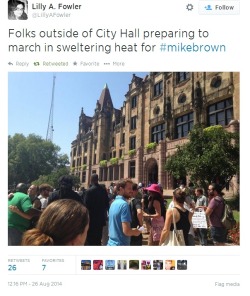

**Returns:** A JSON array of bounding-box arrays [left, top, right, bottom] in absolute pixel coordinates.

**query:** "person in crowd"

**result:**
[[48, 175, 84, 205], [141, 188, 149, 210], [168, 192, 196, 246], [112, 184, 118, 199], [158, 183, 163, 194], [109, 182, 115, 197], [8, 183, 41, 245], [38, 184, 52, 211], [101, 182, 115, 246], [138, 182, 143, 190], [8, 0, 28, 20], [206, 183, 227, 246], [21, 199, 89, 246], [129, 183, 143, 246], [107, 179, 141, 246], [195, 187, 208, 246], [84, 174, 110, 245], [28, 184, 41, 210], [78, 186, 86, 200], [27, 184, 41, 229], [141, 188, 150, 233], [207, 187, 214, 203], [159, 188, 193, 246], [178, 184, 196, 245], [138, 182, 144, 195], [179, 183, 186, 190], [186, 182, 196, 202], [108, 182, 116, 204], [8, 189, 15, 199], [9, 184, 41, 229], [143, 184, 166, 246]]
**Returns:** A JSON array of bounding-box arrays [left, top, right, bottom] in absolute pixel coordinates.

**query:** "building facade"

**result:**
[[70, 72, 239, 194]]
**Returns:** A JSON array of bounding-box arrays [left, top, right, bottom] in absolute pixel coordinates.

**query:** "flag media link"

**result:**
[[159, 43, 226, 52]]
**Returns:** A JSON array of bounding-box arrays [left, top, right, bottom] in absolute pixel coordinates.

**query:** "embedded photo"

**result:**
[[8, 72, 240, 247]]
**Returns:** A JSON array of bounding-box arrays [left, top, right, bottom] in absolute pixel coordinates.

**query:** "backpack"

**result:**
[[218, 198, 236, 230], [221, 203, 236, 230]]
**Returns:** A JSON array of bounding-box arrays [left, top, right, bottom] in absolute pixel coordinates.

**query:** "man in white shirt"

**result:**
[[38, 184, 52, 211], [195, 188, 208, 246]]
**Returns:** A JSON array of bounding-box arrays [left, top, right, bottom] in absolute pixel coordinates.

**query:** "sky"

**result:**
[[8, 72, 148, 157]]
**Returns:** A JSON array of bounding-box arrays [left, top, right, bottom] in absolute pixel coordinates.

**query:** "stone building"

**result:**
[[70, 72, 239, 195]]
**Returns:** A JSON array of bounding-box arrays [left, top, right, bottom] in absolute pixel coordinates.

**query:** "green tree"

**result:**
[[165, 124, 239, 191], [8, 133, 69, 188], [32, 167, 80, 189]]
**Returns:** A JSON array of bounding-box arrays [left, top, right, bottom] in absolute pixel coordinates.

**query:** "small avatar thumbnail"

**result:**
[[129, 260, 139, 270], [81, 260, 91, 270], [153, 260, 163, 270], [141, 260, 151, 270], [93, 260, 103, 270], [177, 260, 187, 270], [105, 260, 115, 270], [117, 260, 127, 270], [165, 260, 175, 270]]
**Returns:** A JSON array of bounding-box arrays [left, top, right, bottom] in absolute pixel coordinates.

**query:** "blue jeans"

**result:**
[[197, 228, 208, 246], [210, 226, 227, 244], [8, 227, 23, 246], [188, 234, 195, 246]]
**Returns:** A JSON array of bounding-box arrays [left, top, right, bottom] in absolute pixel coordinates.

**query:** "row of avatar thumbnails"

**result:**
[[81, 260, 187, 271]]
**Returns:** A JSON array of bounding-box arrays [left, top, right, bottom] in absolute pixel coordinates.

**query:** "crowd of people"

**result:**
[[8, 174, 229, 246]]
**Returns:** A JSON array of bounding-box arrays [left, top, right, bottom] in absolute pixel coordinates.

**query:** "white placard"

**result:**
[[192, 211, 208, 229]]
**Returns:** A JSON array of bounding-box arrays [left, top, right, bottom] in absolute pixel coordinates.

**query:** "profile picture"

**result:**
[[153, 260, 163, 270], [81, 260, 91, 270], [8, 0, 28, 20], [117, 260, 127, 270], [93, 260, 103, 270], [165, 260, 175, 270], [177, 260, 187, 270], [105, 260, 115, 270], [141, 260, 151, 270], [129, 260, 139, 270]]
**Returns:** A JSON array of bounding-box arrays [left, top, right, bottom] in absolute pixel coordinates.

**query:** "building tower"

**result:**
[[46, 75, 56, 142]]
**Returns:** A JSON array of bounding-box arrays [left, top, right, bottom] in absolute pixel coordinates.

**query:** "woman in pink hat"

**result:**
[[143, 184, 166, 245]]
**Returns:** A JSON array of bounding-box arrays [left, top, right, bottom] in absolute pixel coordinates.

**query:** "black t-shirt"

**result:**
[[148, 195, 166, 219], [142, 193, 149, 211], [84, 184, 109, 227], [170, 207, 190, 245], [130, 198, 142, 228], [48, 189, 84, 205]]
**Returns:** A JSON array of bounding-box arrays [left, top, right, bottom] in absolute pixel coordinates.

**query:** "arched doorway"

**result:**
[[145, 158, 158, 185]]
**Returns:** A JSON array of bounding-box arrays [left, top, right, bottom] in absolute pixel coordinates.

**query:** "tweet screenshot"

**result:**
[[3, 0, 246, 294]]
